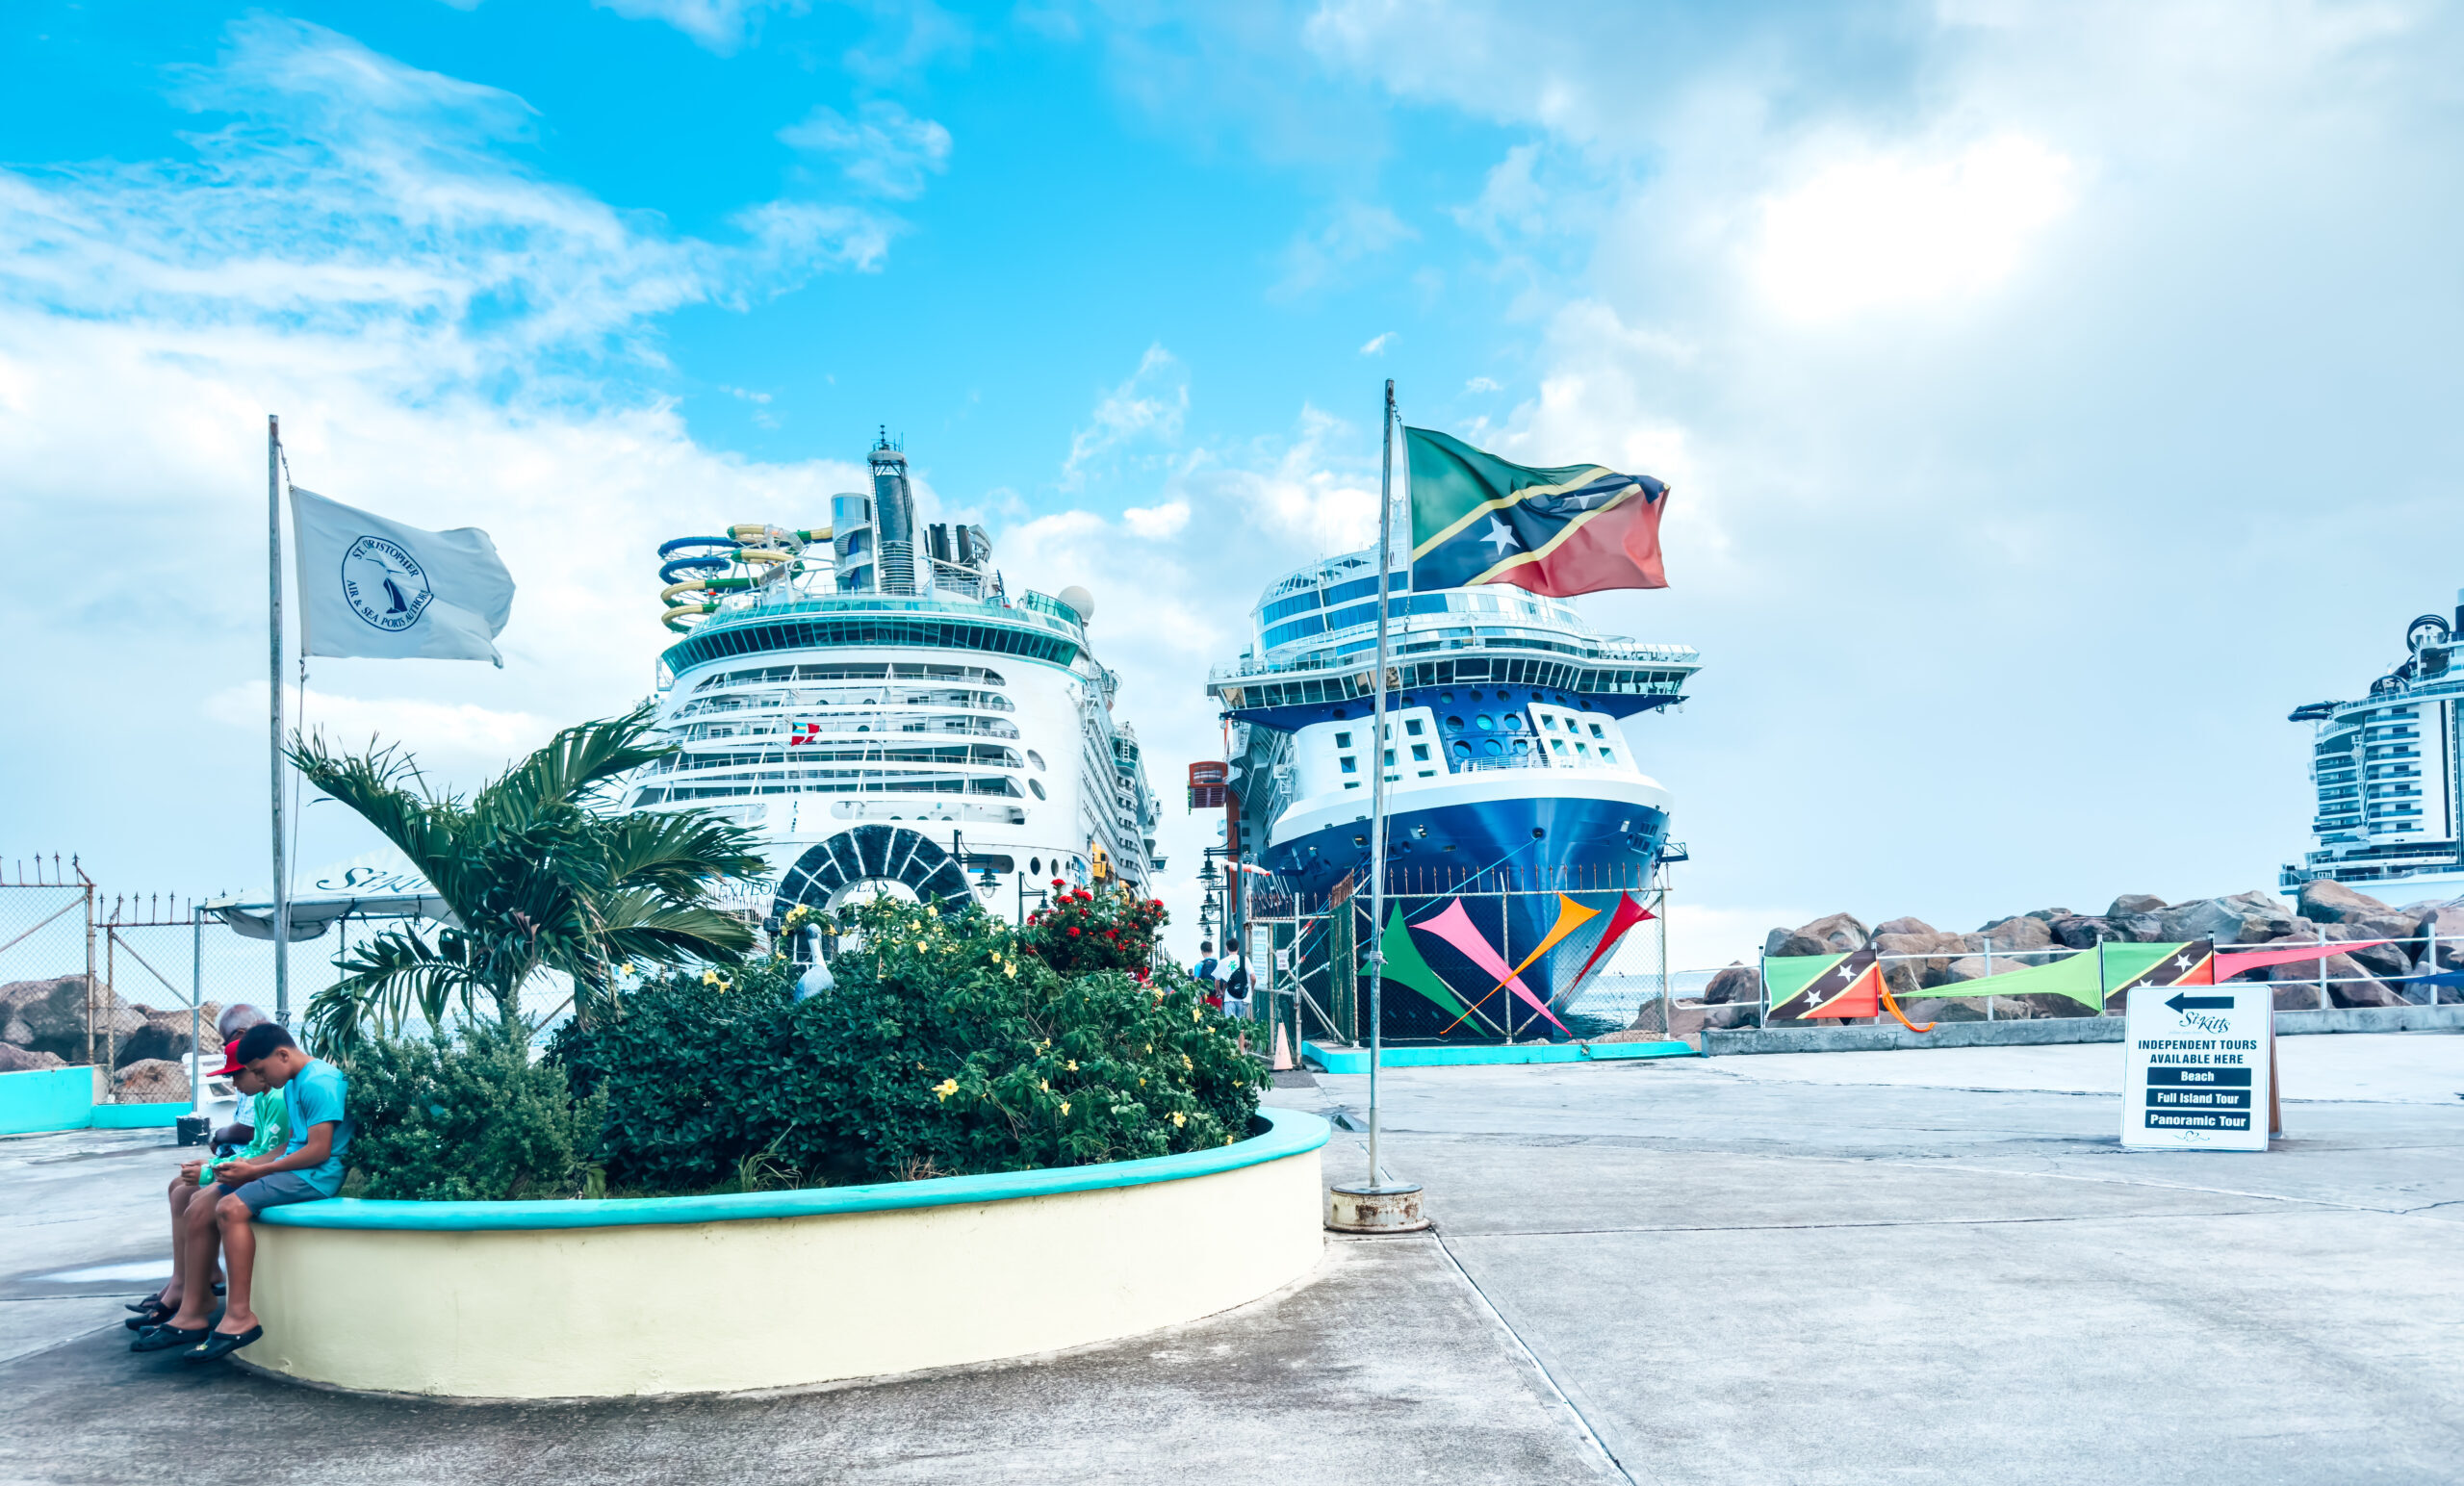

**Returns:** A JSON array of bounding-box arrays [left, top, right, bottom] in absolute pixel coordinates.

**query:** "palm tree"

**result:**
[[290, 704, 768, 1052]]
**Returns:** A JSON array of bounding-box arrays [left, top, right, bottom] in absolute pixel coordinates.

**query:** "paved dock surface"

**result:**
[[8, 1034, 2462, 1484]]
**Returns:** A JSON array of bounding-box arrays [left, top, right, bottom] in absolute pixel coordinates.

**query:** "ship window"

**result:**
[[1404, 719, 1424, 736], [1439, 691, 1454, 704], [1451, 741, 1473, 758], [1600, 748, 1616, 764], [1334, 731, 1352, 748], [1411, 744, 1430, 761], [1418, 770, 1436, 778], [1577, 743, 1591, 757], [1551, 738, 1567, 754], [1542, 715, 1557, 730], [1503, 714, 1524, 732], [1030, 857, 1041, 875], [1027, 749, 1046, 771], [1589, 723, 1605, 738], [1475, 714, 1495, 730], [1028, 779, 1046, 800], [1446, 716, 1465, 730], [1382, 750, 1396, 766], [1340, 756, 1358, 774], [1511, 737, 1529, 755], [1482, 738, 1502, 756]]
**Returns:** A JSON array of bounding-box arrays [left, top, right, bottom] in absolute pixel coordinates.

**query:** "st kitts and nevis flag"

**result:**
[[1406, 427, 1670, 596]]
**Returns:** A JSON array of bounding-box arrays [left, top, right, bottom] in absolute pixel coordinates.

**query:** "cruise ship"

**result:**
[[1207, 550, 1699, 1039], [629, 434, 1164, 948], [2283, 589, 2464, 902]]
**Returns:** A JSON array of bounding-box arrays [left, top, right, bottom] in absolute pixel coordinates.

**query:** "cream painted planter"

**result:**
[[245, 1108, 1328, 1399]]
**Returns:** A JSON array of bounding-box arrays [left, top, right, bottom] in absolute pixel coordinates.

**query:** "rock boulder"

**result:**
[[2108, 894, 2168, 917], [2296, 879, 2392, 925], [1872, 916, 1937, 938], [110, 1059, 190, 1103], [1703, 963, 1761, 1005], [2049, 915, 2118, 950], [0, 1043, 65, 1072]]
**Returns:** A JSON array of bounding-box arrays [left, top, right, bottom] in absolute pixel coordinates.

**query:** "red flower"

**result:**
[[1067, 927, 1081, 936]]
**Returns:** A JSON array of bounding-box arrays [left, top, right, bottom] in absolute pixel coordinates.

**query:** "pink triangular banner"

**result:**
[[2216, 937, 2395, 978], [1412, 898, 1568, 1033]]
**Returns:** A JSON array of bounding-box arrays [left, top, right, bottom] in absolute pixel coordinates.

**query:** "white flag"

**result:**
[[291, 487, 517, 666]]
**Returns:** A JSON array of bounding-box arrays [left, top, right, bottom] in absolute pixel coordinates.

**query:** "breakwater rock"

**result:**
[[0, 975, 220, 1069], [1637, 883, 2464, 1034]]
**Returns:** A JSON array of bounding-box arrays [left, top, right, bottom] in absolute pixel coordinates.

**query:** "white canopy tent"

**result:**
[[206, 849, 456, 941]]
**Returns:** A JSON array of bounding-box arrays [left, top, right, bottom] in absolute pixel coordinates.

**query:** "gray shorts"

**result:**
[[224, 1171, 327, 1214]]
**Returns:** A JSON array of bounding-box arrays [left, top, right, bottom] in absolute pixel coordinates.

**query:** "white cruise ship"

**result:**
[[629, 434, 1162, 939], [2283, 589, 2464, 902]]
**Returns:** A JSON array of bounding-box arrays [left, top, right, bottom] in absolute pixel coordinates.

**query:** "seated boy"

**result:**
[[126, 1041, 288, 1330], [134, 1023, 349, 1361]]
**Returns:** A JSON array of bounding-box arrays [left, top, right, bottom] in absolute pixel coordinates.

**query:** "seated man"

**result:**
[[134, 1023, 349, 1361], [126, 1042, 287, 1330]]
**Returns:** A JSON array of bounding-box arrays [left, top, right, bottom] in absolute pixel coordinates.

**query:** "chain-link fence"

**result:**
[[1230, 864, 1702, 1051]]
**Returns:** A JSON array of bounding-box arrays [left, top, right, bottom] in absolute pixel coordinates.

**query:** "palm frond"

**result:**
[[476, 704, 671, 830], [302, 927, 495, 1055]]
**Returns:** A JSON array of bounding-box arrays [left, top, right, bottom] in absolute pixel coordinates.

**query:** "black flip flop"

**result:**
[[181, 1325, 261, 1362], [124, 1294, 170, 1315], [130, 1324, 207, 1353], [123, 1298, 175, 1329]]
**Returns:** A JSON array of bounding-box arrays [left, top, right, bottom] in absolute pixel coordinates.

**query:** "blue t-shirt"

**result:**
[[280, 1058, 352, 1197]]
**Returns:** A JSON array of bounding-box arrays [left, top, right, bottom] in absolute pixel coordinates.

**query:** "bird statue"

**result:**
[[795, 922, 835, 1001]]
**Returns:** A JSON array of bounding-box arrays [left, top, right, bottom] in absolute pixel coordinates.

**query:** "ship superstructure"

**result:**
[[1207, 550, 1699, 1038], [2283, 591, 2464, 901], [634, 434, 1163, 943]]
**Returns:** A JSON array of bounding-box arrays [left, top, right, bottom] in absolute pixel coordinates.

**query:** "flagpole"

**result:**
[[1325, 380, 1425, 1234], [1366, 378, 1393, 1188], [269, 415, 291, 1023]]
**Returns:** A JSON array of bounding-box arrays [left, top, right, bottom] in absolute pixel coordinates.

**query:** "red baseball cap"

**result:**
[[209, 1038, 244, 1077]]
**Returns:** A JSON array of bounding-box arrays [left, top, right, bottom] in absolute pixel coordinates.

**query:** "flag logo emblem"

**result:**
[[340, 535, 434, 633]]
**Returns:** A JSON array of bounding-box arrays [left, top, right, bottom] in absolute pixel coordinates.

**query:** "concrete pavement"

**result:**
[[8, 1034, 2463, 1483]]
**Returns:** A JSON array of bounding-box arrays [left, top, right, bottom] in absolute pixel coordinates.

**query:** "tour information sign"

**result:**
[[2122, 981, 2273, 1151]]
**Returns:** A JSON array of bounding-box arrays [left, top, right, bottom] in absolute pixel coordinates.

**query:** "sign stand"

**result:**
[[2120, 949, 2274, 1152]]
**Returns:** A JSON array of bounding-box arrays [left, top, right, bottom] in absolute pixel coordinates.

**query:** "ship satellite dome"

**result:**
[[1058, 585, 1095, 624]]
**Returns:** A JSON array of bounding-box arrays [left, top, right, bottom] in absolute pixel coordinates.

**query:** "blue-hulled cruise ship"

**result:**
[[1207, 550, 1699, 1039]]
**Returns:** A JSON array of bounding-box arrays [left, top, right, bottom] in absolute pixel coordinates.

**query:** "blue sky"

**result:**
[[5, 1, 2462, 965]]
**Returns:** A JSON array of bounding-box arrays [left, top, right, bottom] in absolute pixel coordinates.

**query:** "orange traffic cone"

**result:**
[[1271, 1023, 1295, 1071]]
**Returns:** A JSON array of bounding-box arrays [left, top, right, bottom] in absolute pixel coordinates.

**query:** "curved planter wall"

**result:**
[[245, 1108, 1328, 1399]]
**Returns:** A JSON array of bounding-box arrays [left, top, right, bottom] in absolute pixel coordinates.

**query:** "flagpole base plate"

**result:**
[[1326, 1182, 1428, 1234]]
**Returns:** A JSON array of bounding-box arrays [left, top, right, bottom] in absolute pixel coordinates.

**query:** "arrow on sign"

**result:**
[[2165, 991, 2234, 1013]]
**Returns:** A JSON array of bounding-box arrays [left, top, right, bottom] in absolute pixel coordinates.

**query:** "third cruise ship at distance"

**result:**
[[1208, 549, 1699, 1040]]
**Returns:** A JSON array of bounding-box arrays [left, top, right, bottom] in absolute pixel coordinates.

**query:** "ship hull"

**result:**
[[1264, 775, 1670, 1041]]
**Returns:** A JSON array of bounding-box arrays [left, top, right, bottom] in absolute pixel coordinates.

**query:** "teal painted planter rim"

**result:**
[[262, 1106, 1329, 1233]]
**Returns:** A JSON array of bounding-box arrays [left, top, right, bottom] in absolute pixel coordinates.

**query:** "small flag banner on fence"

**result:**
[[2098, 940, 2215, 1012], [1767, 945, 1885, 1019]]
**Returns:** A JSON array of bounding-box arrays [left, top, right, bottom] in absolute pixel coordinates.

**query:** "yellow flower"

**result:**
[[1170, 1111, 1186, 1128], [1065, 1060, 1077, 1071], [1005, 962, 1017, 978], [1040, 1080, 1050, 1091], [932, 1078, 959, 1101], [1059, 1101, 1071, 1115], [1192, 1006, 1202, 1022]]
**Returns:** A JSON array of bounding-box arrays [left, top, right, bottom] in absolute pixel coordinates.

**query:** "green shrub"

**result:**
[[345, 1016, 607, 1201], [564, 897, 1264, 1192]]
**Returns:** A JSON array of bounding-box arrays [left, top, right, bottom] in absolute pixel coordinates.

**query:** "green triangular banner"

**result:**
[[1379, 906, 1475, 1021]]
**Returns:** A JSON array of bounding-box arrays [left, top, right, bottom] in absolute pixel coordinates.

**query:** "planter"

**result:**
[[245, 1107, 1329, 1398]]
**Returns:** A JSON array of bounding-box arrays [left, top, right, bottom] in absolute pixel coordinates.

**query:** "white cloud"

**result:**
[[779, 101, 954, 200], [1358, 331, 1396, 356], [593, 0, 803, 55], [1464, 375, 1502, 393], [1062, 344, 1188, 485], [206, 682, 552, 770], [1750, 135, 2081, 321], [1273, 201, 1417, 298], [1122, 500, 1191, 539]]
